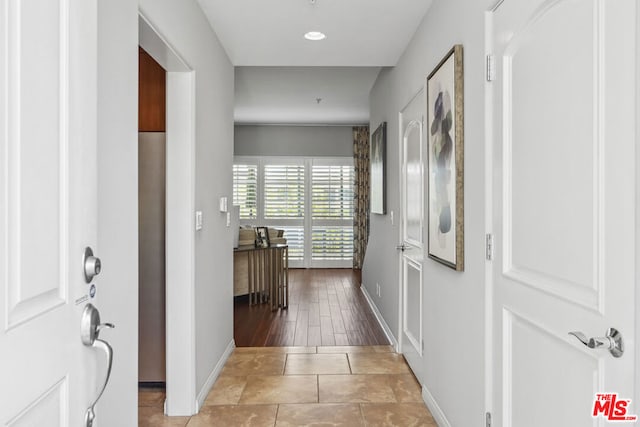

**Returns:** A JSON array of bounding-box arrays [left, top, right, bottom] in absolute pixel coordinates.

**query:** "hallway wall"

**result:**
[[365, 0, 493, 425], [235, 125, 353, 157], [138, 0, 235, 402], [98, 0, 234, 424]]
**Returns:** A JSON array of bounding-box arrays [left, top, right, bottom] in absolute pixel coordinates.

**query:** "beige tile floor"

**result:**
[[139, 346, 437, 426]]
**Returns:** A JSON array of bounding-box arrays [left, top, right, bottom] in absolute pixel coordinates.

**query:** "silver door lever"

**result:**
[[81, 304, 115, 427], [568, 328, 624, 358]]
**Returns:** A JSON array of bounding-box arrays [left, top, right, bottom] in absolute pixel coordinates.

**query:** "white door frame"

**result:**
[[483, 6, 496, 421], [139, 13, 197, 416], [397, 111, 404, 354], [635, 0, 640, 411], [397, 87, 426, 356], [397, 109, 405, 355]]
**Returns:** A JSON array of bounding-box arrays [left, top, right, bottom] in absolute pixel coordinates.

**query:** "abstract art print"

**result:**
[[370, 122, 387, 214], [426, 45, 464, 271]]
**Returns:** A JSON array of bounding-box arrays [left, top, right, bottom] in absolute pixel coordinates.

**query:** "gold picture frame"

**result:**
[[370, 122, 387, 215], [426, 45, 464, 271]]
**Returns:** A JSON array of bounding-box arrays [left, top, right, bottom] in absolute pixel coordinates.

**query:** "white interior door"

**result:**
[[399, 90, 425, 385], [0, 0, 103, 425], [490, 0, 637, 426]]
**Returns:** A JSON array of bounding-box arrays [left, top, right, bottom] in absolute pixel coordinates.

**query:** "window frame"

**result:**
[[233, 155, 354, 268]]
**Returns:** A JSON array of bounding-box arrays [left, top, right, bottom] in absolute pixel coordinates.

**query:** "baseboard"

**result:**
[[195, 339, 235, 412], [360, 284, 399, 350], [422, 385, 451, 427]]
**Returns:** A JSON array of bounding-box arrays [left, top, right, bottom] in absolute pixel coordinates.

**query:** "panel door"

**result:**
[[399, 90, 426, 385], [490, 0, 637, 425], [0, 0, 101, 425]]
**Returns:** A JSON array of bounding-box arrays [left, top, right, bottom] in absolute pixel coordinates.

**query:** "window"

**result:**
[[278, 226, 305, 261], [311, 163, 354, 266], [264, 164, 305, 219], [232, 164, 258, 219], [311, 226, 353, 262], [311, 164, 354, 219], [233, 156, 354, 268]]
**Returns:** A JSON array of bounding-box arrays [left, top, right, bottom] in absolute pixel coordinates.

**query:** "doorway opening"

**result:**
[[138, 46, 167, 387], [138, 13, 197, 416]]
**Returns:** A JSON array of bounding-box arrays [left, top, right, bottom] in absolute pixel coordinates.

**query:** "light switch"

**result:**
[[195, 211, 203, 231], [219, 197, 228, 213]]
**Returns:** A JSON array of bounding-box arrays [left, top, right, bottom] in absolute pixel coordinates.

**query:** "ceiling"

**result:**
[[197, 0, 433, 124], [235, 67, 381, 125]]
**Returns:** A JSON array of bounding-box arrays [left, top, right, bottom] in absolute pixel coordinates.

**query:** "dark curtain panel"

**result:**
[[353, 126, 370, 269]]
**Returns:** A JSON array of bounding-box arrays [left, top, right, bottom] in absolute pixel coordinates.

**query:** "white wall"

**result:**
[[138, 0, 235, 399], [365, 0, 492, 425], [235, 125, 353, 157], [97, 0, 139, 425], [98, 0, 234, 424]]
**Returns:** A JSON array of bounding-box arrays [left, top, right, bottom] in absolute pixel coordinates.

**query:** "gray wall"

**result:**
[[235, 125, 353, 157], [98, 0, 234, 424], [139, 0, 235, 398], [364, 0, 491, 426]]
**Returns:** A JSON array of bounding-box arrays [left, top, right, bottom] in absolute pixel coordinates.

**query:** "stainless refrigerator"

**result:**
[[138, 132, 166, 383]]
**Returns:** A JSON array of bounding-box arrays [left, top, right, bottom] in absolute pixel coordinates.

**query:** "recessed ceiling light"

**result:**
[[304, 31, 326, 41]]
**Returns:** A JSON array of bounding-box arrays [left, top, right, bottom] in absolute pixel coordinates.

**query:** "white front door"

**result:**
[[0, 0, 103, 425], [490, 0, 637, 426], [399, 90, 425, 385]]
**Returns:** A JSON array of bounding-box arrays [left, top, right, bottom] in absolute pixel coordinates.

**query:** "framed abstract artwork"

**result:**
[[426, 45, 464, 271], [370, 122, 387, 215]]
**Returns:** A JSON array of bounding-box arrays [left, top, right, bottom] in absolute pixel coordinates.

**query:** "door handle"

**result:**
[[396, 244, 406, 252], [84, 338, 113, 427], [80, 304, 115, 427], [568, 328, 624, 358]]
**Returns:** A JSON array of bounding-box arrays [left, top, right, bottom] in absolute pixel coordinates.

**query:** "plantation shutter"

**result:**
[[232, 163, 258, 219], [311, 163, 354, 265], [264, 164, 305, 219], [233, 157, 354, 267]]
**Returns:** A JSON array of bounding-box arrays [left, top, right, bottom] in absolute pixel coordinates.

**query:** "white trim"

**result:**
[[484, 8, 495, 425], [164, 70, 197, 416], [195, 339, 235, 411], [397, 110, 405, 355], [360, 284, 399, 351], [138, 13, 190, 71], [422, 385, 452, 427], [401, 258, 423, 357], [397, 88, 426, 361], [635, 0, 640, 413], [490, 0, 505, 12], [139, 12, 198, 416], [234, 122, 366, 127]]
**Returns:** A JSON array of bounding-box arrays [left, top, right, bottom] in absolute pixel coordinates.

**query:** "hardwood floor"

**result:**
[[234, 269, 390, 347]]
